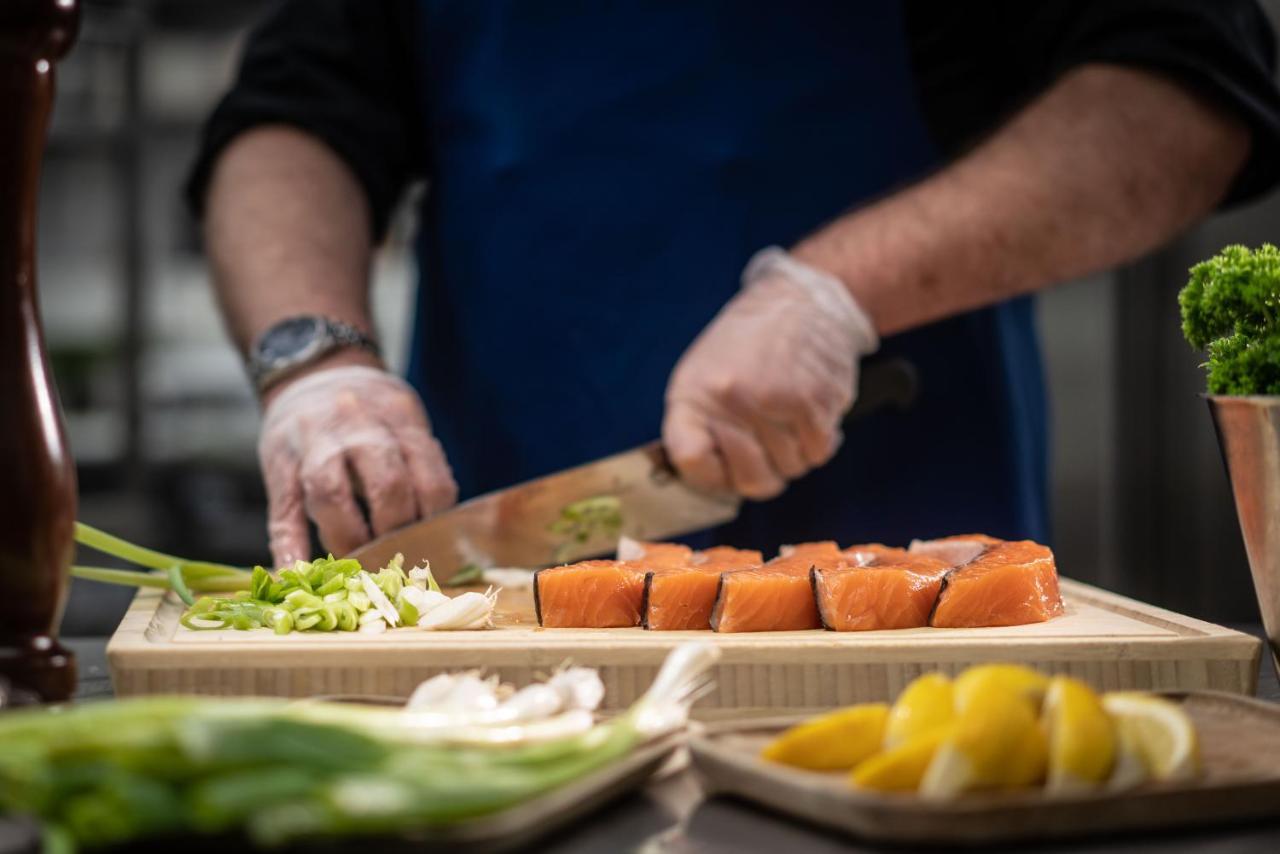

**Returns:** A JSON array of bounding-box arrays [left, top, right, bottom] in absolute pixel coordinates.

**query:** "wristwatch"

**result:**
[[247, 316, 380, 393]]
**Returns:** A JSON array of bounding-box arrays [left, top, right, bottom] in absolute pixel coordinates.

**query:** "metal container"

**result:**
[[1208, 395, 1280, 674]]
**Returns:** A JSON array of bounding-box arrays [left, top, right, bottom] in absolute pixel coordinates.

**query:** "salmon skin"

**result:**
[[533, 560, 647, 628], [929, 540, 1064, 628], [710, 554, 842, 633], [641, 546, 762, 630], [811, 553, 950, 631]]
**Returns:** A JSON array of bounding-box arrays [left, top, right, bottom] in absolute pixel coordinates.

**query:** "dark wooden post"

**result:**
[[0, 0, 81, 702]]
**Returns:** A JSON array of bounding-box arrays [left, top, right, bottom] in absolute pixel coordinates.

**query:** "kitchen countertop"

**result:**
[[11, 633, 1280, 853]]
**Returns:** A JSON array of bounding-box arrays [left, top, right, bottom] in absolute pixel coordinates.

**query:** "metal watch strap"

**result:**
[[327, 319, 380, 354]]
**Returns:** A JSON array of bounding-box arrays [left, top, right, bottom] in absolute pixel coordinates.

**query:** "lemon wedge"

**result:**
[[920, 685, 1047, 799], [1101, 693, 1199, 783], [1042, 676, 1115, 793], [953, 664, 1050, 713], [885, 674, 954, 749], [1106, 718, 1151, 790], [852, 724, 954, 791], [760, 703, 889, 770]]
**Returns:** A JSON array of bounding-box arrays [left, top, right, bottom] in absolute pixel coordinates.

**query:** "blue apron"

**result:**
[[407, 0, 1049, 550]]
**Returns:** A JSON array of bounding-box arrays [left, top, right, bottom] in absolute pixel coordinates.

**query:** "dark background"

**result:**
[[42, 0, 1280, 635]]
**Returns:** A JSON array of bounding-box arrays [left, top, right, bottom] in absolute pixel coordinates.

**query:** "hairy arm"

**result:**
[[204, 124, 384, 395], [204, 125, 455, 563], [793, 65, 1251, 335]]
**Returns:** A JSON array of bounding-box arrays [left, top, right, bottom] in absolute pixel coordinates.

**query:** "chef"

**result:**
[[189, 1, 1280, 567]]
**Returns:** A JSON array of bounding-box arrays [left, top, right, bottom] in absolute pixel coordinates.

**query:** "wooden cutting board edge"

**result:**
[[106, 578, 1263, 704]]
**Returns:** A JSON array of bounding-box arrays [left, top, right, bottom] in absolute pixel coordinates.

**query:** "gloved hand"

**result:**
[[258, 365, 458, 566], [663, 247, 879, 499]]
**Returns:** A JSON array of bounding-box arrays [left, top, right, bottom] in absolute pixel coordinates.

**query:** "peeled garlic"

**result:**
[[547, 666, 605, 712], [497, 684, 564, 722]]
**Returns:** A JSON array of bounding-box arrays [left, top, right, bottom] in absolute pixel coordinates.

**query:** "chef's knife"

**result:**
[[346, 358, 918, 579]]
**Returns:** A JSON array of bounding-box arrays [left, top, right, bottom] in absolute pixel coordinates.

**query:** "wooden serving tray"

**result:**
[[689, 692, 1280, 845], [107, 579, 1261, 714]]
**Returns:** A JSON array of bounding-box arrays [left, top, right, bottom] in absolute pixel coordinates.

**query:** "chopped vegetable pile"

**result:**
[[0, 644, 718, 852], [70, 523, 498, 635], [1179, 243, 1280, 395]]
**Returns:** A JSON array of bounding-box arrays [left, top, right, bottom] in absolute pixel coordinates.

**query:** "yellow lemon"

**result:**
[[885, 674, 954, 749], [1042, 676, 1115, 793], [1106, 718, 1151, 791], [920, 685, 1047, 799], [851, 723, 954, 792], [953, 664, 1050, 713], [1101, 693, 1199, 783], [760, 703, 889, 771]]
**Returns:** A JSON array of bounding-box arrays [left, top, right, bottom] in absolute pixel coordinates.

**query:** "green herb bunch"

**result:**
[[1179, 243, 1280, 395]]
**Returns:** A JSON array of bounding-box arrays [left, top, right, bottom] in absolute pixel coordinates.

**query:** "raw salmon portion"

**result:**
[[615, 537, 694, 564], [711, 554, 840, 632], [696, 546, 764, 566], [534, 560, 646, 628], [842, 542, 912, 565], [778, 541, 843, 559], [929, 540, 1064, 628], [812, 555, 950, 631], [908, 533, 1002, 566], [642, 547, 763, 631]]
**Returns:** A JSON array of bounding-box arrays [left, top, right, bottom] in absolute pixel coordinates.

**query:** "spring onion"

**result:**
[[0, 644, 718, 852], [67, 524, 499, 635]]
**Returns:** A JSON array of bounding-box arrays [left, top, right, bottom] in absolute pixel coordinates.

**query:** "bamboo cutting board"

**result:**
[[689, 692, 1280, 844], [106, 579, 1261, 714]]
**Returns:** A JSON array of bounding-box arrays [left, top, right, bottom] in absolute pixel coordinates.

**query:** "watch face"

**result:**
[[259, 316, 325, 363]]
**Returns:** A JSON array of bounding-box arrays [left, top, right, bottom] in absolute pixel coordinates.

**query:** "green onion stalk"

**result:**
[[0, 644, 717, 852], [68, 523, 414, 634]]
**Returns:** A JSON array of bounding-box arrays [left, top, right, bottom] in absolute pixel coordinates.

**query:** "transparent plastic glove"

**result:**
[[258, 365, 458, 566], [663, 247, 879, 500]]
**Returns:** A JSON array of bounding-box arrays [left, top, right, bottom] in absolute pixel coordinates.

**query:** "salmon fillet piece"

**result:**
[[641, 547, 763, 630], [929, 540, 1064, 628], [812, 554, 950, 631], [696, 546, 764, 566], [615, 537, 694, 564], [711, 554, 841, 632], [907, 533, 1002, 567], [841, 542, 912, 565], [778, 541, 843, 559], [534, 560, 646, 628]]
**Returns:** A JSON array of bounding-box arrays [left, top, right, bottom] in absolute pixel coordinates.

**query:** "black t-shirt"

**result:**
[[189, 0, 1280, 239]]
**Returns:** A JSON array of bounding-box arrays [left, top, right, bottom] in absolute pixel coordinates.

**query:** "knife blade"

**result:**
[[346, 358, 918, 579]]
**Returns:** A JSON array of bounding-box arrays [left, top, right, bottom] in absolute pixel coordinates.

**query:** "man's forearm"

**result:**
[[793, 65, 1251, 336], [203, 125, 382, 388]]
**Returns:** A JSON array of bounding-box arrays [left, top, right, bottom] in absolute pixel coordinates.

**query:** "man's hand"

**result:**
[[663, 248, 879, 500], [258, 364, 458, 566]]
